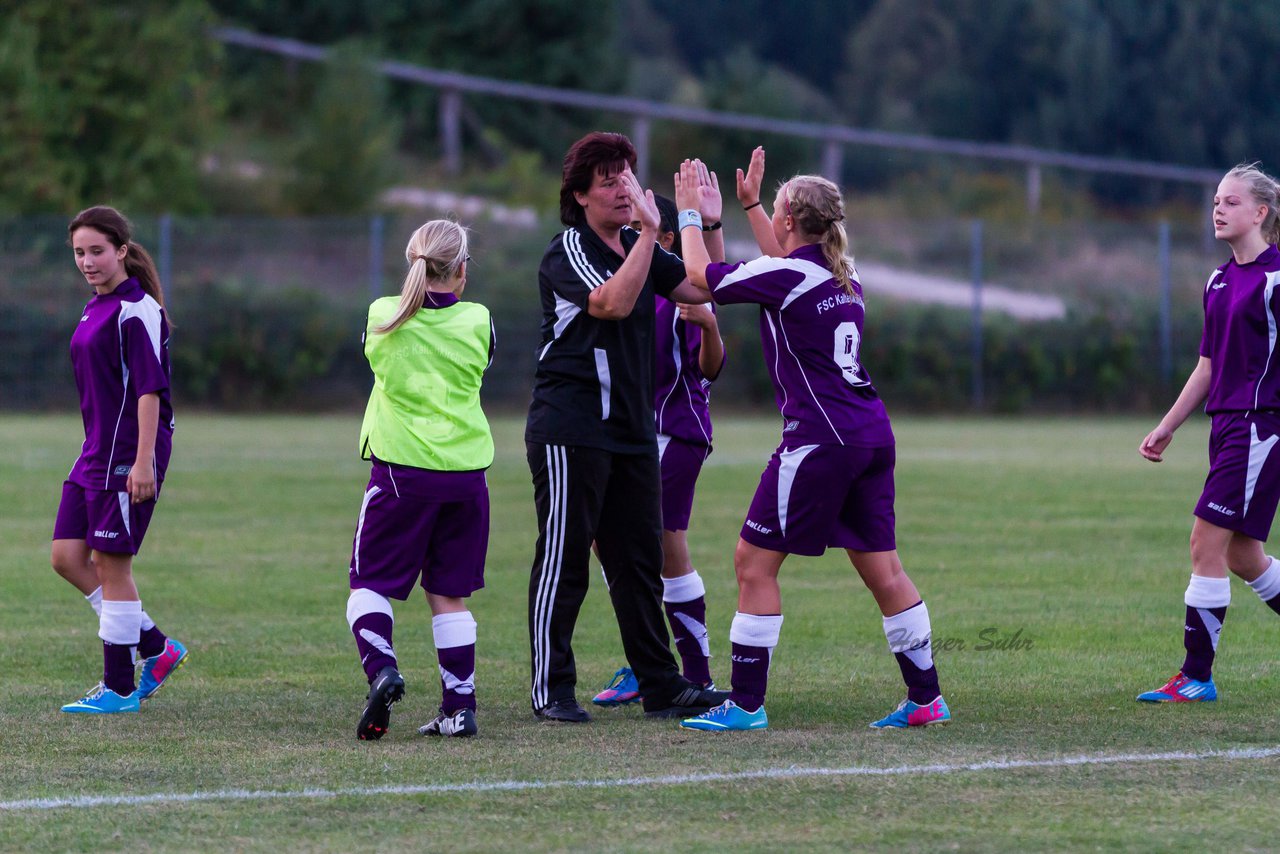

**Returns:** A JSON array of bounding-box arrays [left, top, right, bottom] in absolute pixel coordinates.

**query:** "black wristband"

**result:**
[[743, 201, 762, 211], [701, 220, 722, 232]]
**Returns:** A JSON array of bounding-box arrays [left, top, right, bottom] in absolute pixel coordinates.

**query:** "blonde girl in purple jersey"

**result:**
[[674, 150, 950, 731], [54, 206, 186, 714], [1137, 164, 1280, 703]]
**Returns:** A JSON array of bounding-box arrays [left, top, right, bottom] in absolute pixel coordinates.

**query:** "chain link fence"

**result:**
[[0, 207, 1224, 413]]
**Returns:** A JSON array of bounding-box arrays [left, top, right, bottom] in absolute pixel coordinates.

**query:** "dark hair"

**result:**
[[559, 132, 637, 226], [652, 193, 681, 256], [68, 206, 168, 313]]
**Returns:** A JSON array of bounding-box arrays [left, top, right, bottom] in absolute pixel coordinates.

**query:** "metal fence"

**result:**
[[0, 206, 1224, 412]]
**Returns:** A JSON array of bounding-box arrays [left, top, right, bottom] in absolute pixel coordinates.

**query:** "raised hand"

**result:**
[[693, 159, 722, 222], [674, 159, 701, 214], [620, 168, 660, 232], [736, 146, 766, 207]]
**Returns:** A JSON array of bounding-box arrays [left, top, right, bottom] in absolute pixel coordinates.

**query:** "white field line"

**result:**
[[5, 746, 1280, 812]]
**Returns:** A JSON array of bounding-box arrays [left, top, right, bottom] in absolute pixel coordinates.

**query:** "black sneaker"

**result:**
[[533, 697, 591, 723], [357, 666, 405, 741], [419, 707, 478, 738], [643, 683, 730, 719]]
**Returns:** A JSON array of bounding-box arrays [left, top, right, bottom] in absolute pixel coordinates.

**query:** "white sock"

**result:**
[[1247, 556, 1280, 602], [85, 586, 103, 617], [729, 612, 783, 648], [1185, 575, 1231, 608], [883, 601, 934, 670], [346, 587, 394, 628], [98, 600, 142, 646], [661, 570, 706, 604], [431, 611, 477, 648]]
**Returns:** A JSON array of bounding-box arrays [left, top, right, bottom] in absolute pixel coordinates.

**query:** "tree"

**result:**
[[284, 43, 399, 215], [0, 0, 222, 214]]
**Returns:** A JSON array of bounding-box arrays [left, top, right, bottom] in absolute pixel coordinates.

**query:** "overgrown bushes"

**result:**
[[1, 280, 1203, 414]]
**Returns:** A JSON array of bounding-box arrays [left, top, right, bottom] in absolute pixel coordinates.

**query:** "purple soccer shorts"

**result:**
[[53, 480, 157, 555], [658, 434, 711, 532], [740, 442, 896, 557], [1194, 411, 1280, 542]]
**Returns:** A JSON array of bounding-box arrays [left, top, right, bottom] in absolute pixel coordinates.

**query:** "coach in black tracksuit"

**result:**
[[525, 132, 729, 722]]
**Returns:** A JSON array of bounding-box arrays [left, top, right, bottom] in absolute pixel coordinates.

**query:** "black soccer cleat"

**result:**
[[357, 666, 405, 741], [533, 696, 591, 723], [643, 684, 731, 719]]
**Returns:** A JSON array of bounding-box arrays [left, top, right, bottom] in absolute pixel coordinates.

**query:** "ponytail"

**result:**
[[1225, 162, 1280, 247], [783, 176, 857, 295], [374, 220, 469, 334], [124, 241, 166, 311]]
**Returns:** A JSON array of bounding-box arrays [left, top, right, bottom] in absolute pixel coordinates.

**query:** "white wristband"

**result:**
[[677, 209, 703, 231]]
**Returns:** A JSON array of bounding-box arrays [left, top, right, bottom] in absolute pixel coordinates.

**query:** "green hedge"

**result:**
[[0, 281, 1204, 413]]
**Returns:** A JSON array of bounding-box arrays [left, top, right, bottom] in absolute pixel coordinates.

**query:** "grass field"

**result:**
[[2, 413, 1279, 851]]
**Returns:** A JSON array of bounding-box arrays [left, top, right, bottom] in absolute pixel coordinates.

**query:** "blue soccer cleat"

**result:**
[[870, 696, 952, 729], [592, 667, 641, 706], [1137, 672, 1217, 703], [61, 682, 140, 714], [137, 638, 189, 701], [679, 699, 768, 731]]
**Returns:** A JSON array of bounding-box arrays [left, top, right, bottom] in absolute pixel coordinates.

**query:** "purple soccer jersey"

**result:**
[[67, 278, 174, 491], [707, 245, 893, 447], [1200, 244, 1280, 413], [654, 295, 721, 446]]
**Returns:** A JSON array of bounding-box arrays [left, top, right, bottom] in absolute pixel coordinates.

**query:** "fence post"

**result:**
[[822, 139, 843, 186], [369, 214, 385, 301], [970, 219, 984, 410], [1026, 164, 1041, 215], [1158, 220, 1172, 385], [158, 213, 173, 302], [440, 89, 462, 175], [631, 116, 651, 186]]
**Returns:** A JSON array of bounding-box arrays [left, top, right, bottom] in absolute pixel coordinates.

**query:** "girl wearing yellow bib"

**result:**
[[345, 220, 495, 741]]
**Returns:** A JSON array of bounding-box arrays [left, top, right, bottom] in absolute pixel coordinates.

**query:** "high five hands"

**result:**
[[674, 159, 721, 221], [619, 168, 661, 233]]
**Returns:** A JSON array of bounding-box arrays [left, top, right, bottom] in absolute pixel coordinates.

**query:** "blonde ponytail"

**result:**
[[374, 220, 469, 334], [783, 176, 856, 295]]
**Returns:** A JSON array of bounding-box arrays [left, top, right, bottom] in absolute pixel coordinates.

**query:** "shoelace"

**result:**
[[80, 682, 108, 701], [604, 668, 631, 689]]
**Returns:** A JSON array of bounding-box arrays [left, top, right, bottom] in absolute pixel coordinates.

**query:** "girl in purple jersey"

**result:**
[[1137, 163, 1280, 703], [54, 206, 186, 714], [673, 151, 951, 731]]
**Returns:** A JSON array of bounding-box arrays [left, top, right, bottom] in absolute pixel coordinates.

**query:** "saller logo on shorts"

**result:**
[[1207, 502, 1237, 516], [745, 519, 773, 535], [94, 530, 119, 539], [113, 464, 132, 476]]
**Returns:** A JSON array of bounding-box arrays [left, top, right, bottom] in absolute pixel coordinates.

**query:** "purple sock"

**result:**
[[352, 612, 397, 683], [1263, 595, 1280, 617], [893, 653, 941, 705], [438, 644, 476, 713], [665, 596, 712, 686], [102, 642, 136, 696], [729, 643, 770, 712], [138, 624, 168, 659], [1181, 605, 1226, 682]]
